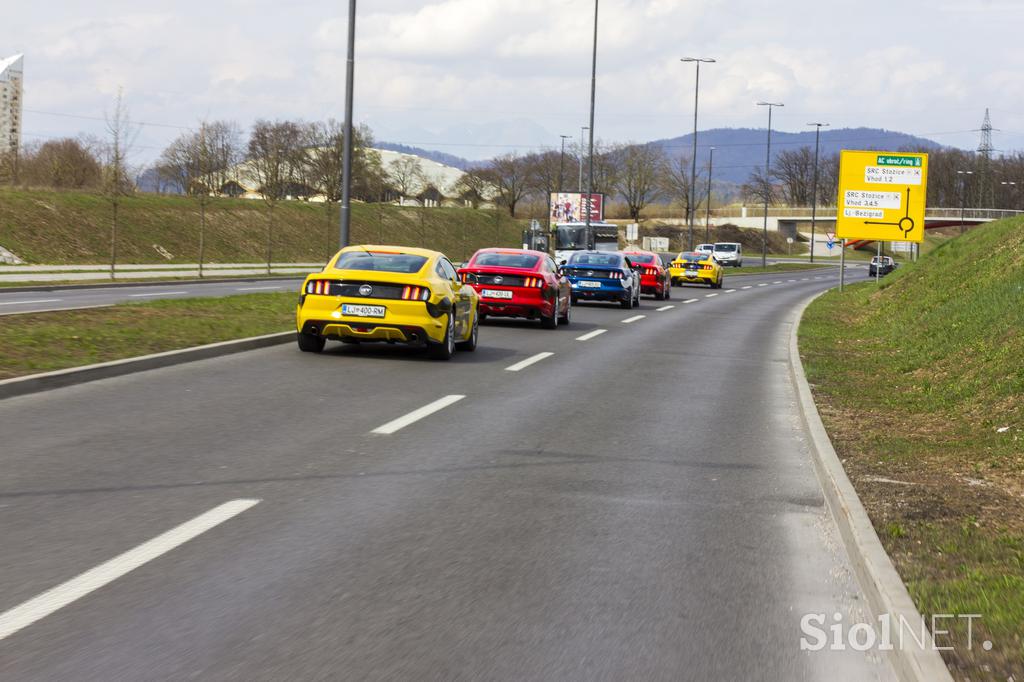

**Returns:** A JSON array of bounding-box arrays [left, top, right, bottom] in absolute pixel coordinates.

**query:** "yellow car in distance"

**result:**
[[670, 251, 724, 289], [296, 245, 479, 360]]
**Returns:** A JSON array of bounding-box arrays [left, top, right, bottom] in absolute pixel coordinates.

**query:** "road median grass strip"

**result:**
[[799, 215, 1024, 678], [726, 263, 833, 276], [0, 292, 296, 381]]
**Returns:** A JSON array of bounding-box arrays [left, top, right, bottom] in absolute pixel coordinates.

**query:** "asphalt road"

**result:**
[[0, 268, 894, 680], [0, 278, 305, 316]]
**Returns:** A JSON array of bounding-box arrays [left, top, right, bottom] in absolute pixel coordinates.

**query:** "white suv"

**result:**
[[713, 242, 743, 267]]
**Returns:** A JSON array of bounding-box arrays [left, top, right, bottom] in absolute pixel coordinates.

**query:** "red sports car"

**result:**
[[623, 250, 671, 300], [458, 248, 572, 328]]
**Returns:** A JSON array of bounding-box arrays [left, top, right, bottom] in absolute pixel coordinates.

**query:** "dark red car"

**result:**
[[622, 250, 671, 300], [458, 248, 571, 328]]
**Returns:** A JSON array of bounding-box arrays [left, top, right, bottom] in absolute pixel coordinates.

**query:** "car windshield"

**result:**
[[569, 253, 622, 267], [624, 254, 655, 264], [474, 253, 540, 269], [334, 252, 428, 273], [555, 226, 587, 249], [714, 244, 738, 252]]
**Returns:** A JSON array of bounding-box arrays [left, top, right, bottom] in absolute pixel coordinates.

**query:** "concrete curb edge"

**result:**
[[789, 293, 953, 682], [0, 331, 295, 401]]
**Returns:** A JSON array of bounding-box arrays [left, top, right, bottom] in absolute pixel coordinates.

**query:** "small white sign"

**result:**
[[865, 166, 922, 185], [626, 223, 639, 240], [845, 189, 902, 209], [844, 208, 884, 219]]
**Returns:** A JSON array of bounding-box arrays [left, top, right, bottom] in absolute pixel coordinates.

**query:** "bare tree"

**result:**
[[103, 88, 138, 279], [483, 153, 530, 217], [816, 152, 840, 206], [248, 119, 306, 274], [388, 155, 424, 203], [771, 147, 815, 205], [524, 150, 562, 222], [18, 138, 102, 189], [454, 168, 492, 208], [588, 141, 621, 197], [612, 143, 665, 221], [659, 152, 697, 223], [741, 166, 776, 207]]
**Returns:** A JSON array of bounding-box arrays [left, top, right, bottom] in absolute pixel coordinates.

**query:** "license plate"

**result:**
[[577, 280, 601, 288], [481, 289, 513, 299], [685, 270, 698, 277], [340, 303, 385, 318]]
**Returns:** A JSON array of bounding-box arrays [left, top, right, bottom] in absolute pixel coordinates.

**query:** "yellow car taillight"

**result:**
[[401, 285, 430, 301]]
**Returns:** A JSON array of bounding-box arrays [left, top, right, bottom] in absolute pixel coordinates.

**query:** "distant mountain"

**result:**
[[647, 127, 945, 185], [374, 142, 473, 170]]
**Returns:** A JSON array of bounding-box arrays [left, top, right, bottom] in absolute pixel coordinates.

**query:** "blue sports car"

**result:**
[[560, 251, 642, 309]]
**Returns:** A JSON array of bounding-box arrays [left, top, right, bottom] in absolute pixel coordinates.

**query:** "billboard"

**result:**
[[550, 192, 604, 224]]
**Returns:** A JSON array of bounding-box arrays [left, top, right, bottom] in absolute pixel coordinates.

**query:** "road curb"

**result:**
[[0, 276, 303, 294], [0, 331, 295, 401], [788, 293, 952, 682]]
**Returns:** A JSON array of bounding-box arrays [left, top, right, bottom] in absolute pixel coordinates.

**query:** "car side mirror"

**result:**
[[559, 259, 567, 266], [437, 297, 453, 313]]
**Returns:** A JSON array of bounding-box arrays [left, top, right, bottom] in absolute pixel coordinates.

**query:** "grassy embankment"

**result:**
[[0, 293, 296, 380], [799, 216, 1024, 678], [0, 187, 524, 265]]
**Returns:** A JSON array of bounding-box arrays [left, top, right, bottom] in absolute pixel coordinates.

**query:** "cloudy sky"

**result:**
[[5, 0, 1024, 162]]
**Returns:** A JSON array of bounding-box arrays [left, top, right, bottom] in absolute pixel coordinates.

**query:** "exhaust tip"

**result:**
[[309, 326, 319, 336]]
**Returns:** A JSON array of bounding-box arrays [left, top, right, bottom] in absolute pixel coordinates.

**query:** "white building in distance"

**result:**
[[0, 54, 23, 158]]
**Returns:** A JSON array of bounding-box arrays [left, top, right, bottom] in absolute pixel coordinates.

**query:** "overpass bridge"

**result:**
[[705, 207, 1022, 251]]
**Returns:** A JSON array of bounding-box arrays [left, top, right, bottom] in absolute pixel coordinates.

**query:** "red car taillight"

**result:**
[[306, 279, 333, 295], [523, 276, 544, 288], [401, 285, 430, 301], [701, 264, 713, 271], [644, 267, 658, 276]]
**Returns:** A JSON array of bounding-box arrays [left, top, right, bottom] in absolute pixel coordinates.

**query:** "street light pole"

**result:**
[[578, 126, 588, 193], [704, 146, 715, 244], [807, 122, 829, 263], [958, 169, 974, 234], [681, 57, 714, 251], [585, 0, 599, 234], [558, 135, 570, 193], [339, 0, 357, 250], [757, 101, 783, 268]]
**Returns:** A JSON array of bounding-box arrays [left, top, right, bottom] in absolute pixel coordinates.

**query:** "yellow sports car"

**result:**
[[669, 251, 724, 288], [296, 245, 479, 360]]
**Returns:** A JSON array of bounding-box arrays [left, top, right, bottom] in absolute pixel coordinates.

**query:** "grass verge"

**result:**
[[799, 216, 1024, 678], [0, 293, 296, 380]]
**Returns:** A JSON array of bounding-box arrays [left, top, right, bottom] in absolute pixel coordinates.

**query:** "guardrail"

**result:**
[[709, 207, 1023, 220]]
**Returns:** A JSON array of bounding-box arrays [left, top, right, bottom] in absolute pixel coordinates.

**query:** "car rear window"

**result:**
[[334, 252, 428, 273], [677, 253, 706, 263], [473, 252, 540, 269], [569, 253, 622, 266], [714, 244, 738, 252], [624, 254, 656, 264]]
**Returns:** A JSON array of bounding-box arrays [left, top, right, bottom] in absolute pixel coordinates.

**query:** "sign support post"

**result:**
[[840, 239, 846, 291]]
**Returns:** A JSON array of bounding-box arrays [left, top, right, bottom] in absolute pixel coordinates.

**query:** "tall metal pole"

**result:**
[[585, 0, 599, 233], [578, 126, 588, 193], [704, 146, 714, 244], [957, 170, 973, 235], [808, 122, 828, 263], [682, 57, 714, 251], [757, 101, 783, 268], [339, 0, 357, 250], [558, 135, 570, 193]]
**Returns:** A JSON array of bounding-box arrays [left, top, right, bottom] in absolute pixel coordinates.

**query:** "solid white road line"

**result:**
[[129, 291, 189, 298], [371, 394, 466, 434], [741, 285, 752, 290], [576, 329, 607, 341], [621, 315, 646, 324], [705, 293, 718, 298], [724, 289, 736, 293], [656, 305, 675, 311], [236, 286, 283, 291], [683, 298, 699, 304], [0, 298, 61, 306], [505, 352, 554, 372], [0, 499, 260, 642]]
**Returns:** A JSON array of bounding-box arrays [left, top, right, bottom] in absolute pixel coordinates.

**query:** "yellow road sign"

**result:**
[[835, 150, 929, 243]]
